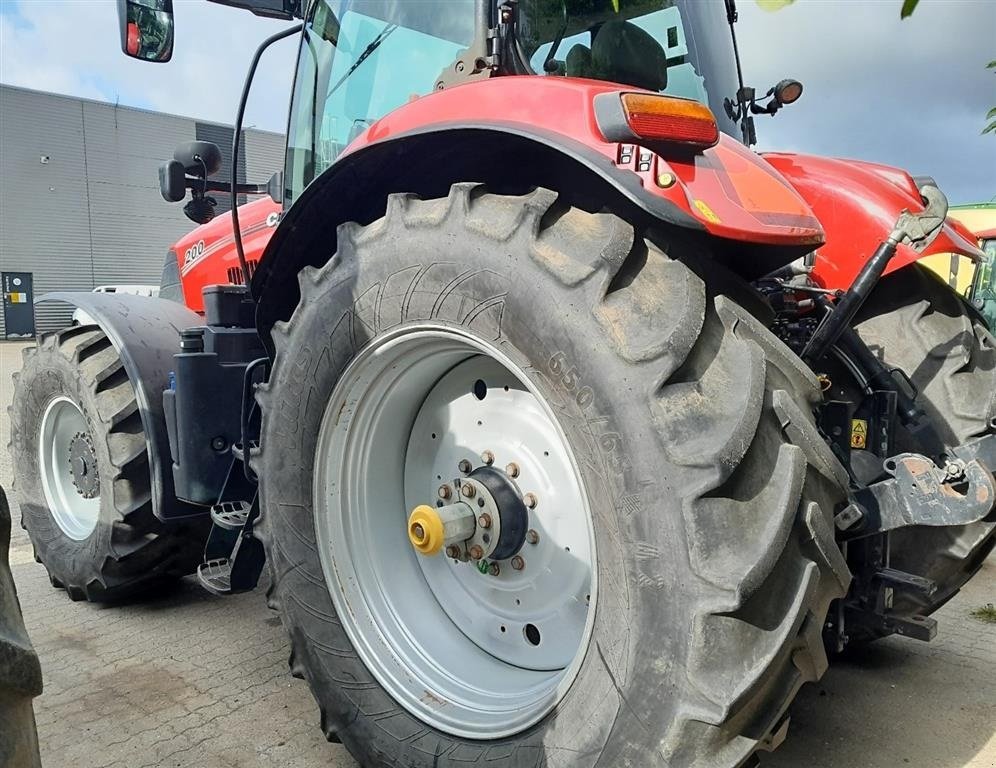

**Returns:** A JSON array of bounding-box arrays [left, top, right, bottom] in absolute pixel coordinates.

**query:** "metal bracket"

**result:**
[[838, 450, 995, 540], [844, 607, 938, 643], [890, 183, 948, 250]]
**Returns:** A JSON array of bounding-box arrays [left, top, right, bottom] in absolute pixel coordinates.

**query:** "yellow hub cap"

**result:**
[[408, 504, 445, 555]]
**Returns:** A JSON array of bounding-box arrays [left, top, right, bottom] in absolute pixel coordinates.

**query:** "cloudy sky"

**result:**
[[0, 0, 993, 204]]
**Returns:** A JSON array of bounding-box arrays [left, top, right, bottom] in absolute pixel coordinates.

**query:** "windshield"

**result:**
[[285, 0, 741, 204], [518, 0, 740, 137], [284, 0, 476, 204]]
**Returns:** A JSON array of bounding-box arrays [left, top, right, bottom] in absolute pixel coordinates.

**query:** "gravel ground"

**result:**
[[1, 339, 993, 768]]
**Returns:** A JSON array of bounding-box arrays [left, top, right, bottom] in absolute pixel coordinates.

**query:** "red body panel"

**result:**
[[764, 153, 985, 291], [172, 197, 281, 312], [976, 227, 996, 241], [169, 78, 978, 312], [348, 77, 824, 247]]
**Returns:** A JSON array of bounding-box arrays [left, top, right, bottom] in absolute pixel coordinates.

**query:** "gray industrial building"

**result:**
[[0, 84, 285, 336]]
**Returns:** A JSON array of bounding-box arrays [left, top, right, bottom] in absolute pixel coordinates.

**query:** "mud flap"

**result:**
[[36, 292, 204, 521]]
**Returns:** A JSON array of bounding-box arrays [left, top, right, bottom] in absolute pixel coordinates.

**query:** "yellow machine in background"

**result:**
[[922, 202, 996, 294]]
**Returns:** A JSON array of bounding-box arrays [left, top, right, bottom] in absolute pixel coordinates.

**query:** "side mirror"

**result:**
[[158, 141, 222, 202], [173, 141, 223, 177], [117, 0, 174, 63]]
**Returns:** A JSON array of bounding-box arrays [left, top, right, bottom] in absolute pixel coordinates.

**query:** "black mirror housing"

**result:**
[[173, 141, 223, 177], [117, 0, 174, 63], [159, 160, 187, 202]]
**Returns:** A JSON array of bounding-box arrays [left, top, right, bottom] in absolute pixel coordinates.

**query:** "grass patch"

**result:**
[[969, 604, 996, 624]]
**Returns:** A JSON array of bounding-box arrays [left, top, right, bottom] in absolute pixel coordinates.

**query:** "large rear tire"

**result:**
[[257, 185, 851, 767], [8, 326, 208, 602], [853, 265, 996, 619]]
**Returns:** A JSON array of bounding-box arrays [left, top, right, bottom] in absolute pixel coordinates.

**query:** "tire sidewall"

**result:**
[[261, 229, 691, 763]]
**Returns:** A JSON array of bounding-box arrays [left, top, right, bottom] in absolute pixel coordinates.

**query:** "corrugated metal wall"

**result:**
[[0, 85, 285, 336]]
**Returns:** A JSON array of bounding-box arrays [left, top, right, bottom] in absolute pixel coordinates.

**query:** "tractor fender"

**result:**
[[253, 77, 827, 344], [253, 128, 819, 345], [36, 292, 204, 521], [763, 152, 985, 291]]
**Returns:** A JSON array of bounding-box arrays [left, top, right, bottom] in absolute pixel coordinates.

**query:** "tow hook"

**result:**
[[836, 437, 996, 541]]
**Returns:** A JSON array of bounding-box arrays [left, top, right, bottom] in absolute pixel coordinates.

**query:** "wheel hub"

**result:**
[[408, 466, 529, 563], [67, 431, 99, 498]]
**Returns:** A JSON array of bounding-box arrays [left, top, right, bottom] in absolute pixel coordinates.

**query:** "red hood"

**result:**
[[171, 197, 281, 311], [763, 153, 985, 291]]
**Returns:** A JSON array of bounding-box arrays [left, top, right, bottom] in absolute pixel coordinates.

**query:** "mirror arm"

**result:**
[[230, 22, 303, 288], [199, 179, 270, 195]]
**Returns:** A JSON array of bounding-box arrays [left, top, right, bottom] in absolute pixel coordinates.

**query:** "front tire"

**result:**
[[257, 185, 851, 767], [8, 327, 208, 601]]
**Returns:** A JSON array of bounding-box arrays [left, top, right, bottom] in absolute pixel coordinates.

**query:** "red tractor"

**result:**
[[9, 1, 995, 766]]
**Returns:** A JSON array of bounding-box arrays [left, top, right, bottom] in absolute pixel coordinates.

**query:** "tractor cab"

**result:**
[[284, 0, 752, 202]]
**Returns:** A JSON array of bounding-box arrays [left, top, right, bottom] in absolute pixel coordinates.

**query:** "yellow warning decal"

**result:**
[[693, 199, 721, 224], [850, 419, 868, 450], [8, 292, 26, 304]]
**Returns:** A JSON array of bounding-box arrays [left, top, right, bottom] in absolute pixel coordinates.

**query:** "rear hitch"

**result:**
[[835, 442, 995, 541], [802, 183, 949, 366]]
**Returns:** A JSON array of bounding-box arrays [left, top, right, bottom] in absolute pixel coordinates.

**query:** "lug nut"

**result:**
[[481, 450, 495, 466], [526, 529, 539, 545], [462, 484, 476, 499], [478, 513, 492, 529], [524, 493, 538, 509], [445, 545, 461, 559], [469, 545, 484, 561], [437, 484, 452, 500], [488, 562, 501, 576], [458, 459, 473, 474], [505, 462, 519, 478], [510, 555, 525, 571]]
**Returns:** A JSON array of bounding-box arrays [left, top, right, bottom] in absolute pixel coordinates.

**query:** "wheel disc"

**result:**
[[38, 396, 100, 540], [313, 324, 597, 739]]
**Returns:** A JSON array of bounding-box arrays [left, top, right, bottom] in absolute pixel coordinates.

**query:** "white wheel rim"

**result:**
[[313, 324, 597, 739], [38, 396, 100, 540]]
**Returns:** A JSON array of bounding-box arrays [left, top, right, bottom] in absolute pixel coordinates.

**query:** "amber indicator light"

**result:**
[[619, 93, 720, 149]]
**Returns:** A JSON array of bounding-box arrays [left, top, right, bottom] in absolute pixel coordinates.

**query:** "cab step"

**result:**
[[197, 557, 234, 595], [210, 500, 251, 530]]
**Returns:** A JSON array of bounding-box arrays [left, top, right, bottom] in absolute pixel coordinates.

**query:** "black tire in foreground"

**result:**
[[8, 327, 207, 602], [0, 485, 42, 768], [256, 184, 852, 768], [853, 265, 996, 620]]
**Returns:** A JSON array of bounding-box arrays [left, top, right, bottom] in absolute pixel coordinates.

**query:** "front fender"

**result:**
[[763, 153, 984, 291], [37, 293, 204, 521]]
